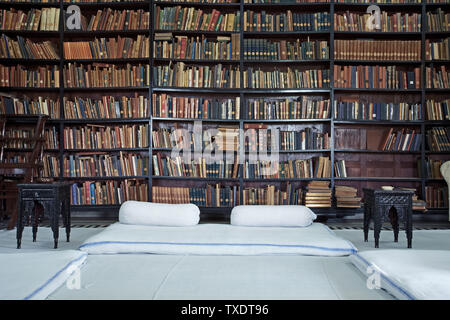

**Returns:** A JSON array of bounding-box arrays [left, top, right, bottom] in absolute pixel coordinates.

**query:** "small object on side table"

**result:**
[[16, 183, 71, 249], [363, 188, 414, 249]]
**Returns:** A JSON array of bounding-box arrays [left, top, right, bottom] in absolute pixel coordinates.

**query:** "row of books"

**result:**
[[70, 8, 150, 31], [426, 9, 450, 32], [152, 185, 239, 207], [334, 159, 347, 178], [243, 39, 329, 61], [152, 94, 240, 119], [425, 38, 449, 61], [418, 157, 444, 179], [63, 124, 149, 149], [0, 35, 59, 59], [334, 40, 421, 61], [71, 179, 148, 205], [63, 36, 150, 59], [334, 101, 422, 121], [426, 65, 449, 89], [63, 95, 149, 119], [244, 156, 331, 179], [244, 125, 330, 151], [243, 11, 331, 32], [334, 12, 421, 33], [246, 97, 330, 120], [0, 7, 60, 31], [153, 34, 240, 60], [3, 127, 57, 149], [44, 126, 59, 149], [0, 64, 59, 87], [43, 154, 59, 177], [333, 65, 421, 89], [155, 6, 240, 31], [425, 98, 449, 120], [242, 183, 303, 205], [63, 62, 150, 88], [0, 95, 60, 118], [64, 152, 148, 177], [381, 128, 423, 151], [243, 67, 330, 89], [425, 186, 448, 209], [426, 127, 450, 151], [153, 62, 240, 88], [152, 153, 240, 178]]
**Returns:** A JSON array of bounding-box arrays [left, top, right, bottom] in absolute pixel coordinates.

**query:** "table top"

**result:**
[[362, 188, 415, 195]]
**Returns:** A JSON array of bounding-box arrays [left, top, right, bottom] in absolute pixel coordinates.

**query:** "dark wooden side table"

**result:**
[[16, 183, 71, 249], [363, 188, 414, 248]]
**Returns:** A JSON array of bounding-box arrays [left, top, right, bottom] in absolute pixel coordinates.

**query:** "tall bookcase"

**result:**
[[1, 0, 449, 219]]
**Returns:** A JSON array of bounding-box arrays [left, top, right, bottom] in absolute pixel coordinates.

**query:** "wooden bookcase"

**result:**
[[1, 0, 449, 219]]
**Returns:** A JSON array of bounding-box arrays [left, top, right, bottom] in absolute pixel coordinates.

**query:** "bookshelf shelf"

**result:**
[[334, 120, 423, 125], [243, 59, 331, 64], [64, 30, 150, 36], [152, 117, 240, 123], [334, 177, 423, 182], [334, 149, 422, 154], [62, 1, 150, 7], [154, 1, 240, 7], [153, 58, 240, 64], [62, 176, 149, 181], [64, 58, 150, 64], [334, 60, 422, 65], [63, 148, 148, 153], [243, 119, 331, 123], [152, 176, 240, 181], [0, 59, 60, 65], [61, 119, 149, 124], [1, 0, 448, 218]]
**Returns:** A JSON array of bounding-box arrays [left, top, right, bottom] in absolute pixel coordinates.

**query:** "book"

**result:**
[[64, 36, 150, 59], [63, 63, 150, 88], [334, 99, 422, 121], [246, 96, 330, 120], [152, 94, 240, 120], [63, 124, 149, 150], [0, 95, 60, 118], [71, 179, 148, 205]]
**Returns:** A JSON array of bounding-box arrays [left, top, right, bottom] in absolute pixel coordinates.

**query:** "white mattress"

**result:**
[[350, 250, 450, 300], [0, 250, 87, 300], [79, 222, 357, 256], [49, 254, 392, 300]]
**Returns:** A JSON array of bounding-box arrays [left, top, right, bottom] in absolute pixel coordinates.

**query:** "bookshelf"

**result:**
[[0, 0, 449, 219]]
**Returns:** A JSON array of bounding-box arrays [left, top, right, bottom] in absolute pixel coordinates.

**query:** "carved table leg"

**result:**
[[47, 201, 59, 249], [389, 207, 399, 243], [32, 201, 39, 242], [61, 198, 70, 242], [363, 202, 370, 242], [373, 206, 383, 248], [16, 198, 24, 249], [406, 208, 413, 248]]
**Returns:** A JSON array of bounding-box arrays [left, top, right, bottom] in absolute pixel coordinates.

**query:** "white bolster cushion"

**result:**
[[230, 205, 317, 227], [119, 201, 200, 226]]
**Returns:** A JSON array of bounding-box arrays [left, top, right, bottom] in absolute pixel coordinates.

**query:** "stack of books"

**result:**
[[398, 187, 426, 212], [335, 185, 361, 208], [304, 181, 331, 207]]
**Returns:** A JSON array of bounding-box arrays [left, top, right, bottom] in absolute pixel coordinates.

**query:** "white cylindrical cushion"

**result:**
[[119, 201, 200, 226], [230, 205, 317, 227]]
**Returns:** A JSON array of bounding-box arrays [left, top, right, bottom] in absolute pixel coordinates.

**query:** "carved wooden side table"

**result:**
[[16, 183, 71, 249], [363, 188, 414, 248]]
